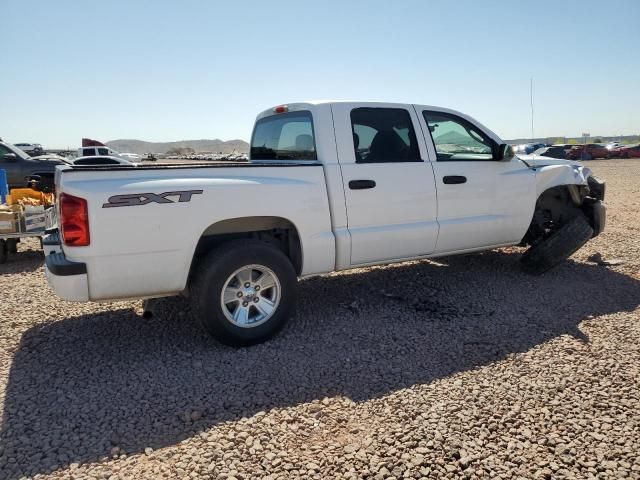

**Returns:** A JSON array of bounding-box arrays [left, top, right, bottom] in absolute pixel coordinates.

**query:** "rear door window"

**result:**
[[250, 111, 317, 161], [350, 108, 421, 163]]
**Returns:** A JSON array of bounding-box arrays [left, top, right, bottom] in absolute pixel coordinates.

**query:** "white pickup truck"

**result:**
[[44, 101, 606, 346]]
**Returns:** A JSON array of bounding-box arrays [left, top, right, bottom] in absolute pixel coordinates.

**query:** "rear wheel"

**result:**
[[521, 214, 593, 275], [190, 240, 297, 346]]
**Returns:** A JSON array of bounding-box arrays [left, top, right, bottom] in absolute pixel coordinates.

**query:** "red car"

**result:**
[[612, 144, 640, 158], [566, 144, 610, 160]]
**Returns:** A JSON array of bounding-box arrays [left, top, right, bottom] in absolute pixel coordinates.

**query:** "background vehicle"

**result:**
[[615, 144, 640, 158], [44, 101, 606, 346], [514, 143, 547, 155], [68, 155, 136, 166], [14, 143, 44, 156], [77, 146, 124, 158], [0, 140, 66, 189], [606, 142, 623, 150], [530, 146, 568, 159], [566, 144, 609, 160], [119, 153, 143, 163]]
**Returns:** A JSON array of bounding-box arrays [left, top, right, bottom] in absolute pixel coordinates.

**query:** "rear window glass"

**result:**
[[250, 111, 317, 161]]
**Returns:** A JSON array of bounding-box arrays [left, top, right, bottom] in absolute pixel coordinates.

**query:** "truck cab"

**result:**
[[77, 146, 123, 158]]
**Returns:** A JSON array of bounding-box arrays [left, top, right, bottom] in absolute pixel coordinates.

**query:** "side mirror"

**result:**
[[2, 153, 18, 162], [496, 143, 514, 161]]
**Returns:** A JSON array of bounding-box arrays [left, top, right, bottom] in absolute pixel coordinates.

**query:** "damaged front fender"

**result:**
[[530, 164, 606, 240], [534, 164, 592, 197]]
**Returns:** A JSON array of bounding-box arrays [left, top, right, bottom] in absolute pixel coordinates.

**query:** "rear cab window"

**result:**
[[351, 108, 421, 163], [250, 111, 317, 161]]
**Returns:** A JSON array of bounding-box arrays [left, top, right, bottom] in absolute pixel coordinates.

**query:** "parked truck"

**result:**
[[44, 101, 606, 346], [0, 140, 66, 190]]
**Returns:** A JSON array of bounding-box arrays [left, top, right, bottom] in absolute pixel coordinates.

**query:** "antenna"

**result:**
[[530, 77, 534, 142]]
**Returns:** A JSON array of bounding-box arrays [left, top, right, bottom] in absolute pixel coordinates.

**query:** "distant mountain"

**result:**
[[434, 131, 478, 145], [105, 138, 249, 155]]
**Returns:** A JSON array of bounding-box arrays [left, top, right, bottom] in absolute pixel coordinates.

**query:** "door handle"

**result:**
[[442, 175, 467, 185], [349, 179, 376, 190]]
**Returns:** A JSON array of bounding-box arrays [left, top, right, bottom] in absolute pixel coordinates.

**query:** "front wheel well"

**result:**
[[188, 217, 303, 285], [522, 185, 589, 246]]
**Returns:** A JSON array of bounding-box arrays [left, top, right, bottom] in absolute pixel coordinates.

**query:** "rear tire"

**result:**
[[190, 240, 297, 347], [521, 214, 594, 275]]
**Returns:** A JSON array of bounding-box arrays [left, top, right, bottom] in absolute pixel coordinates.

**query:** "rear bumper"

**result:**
[[44, 250, 89, 302]]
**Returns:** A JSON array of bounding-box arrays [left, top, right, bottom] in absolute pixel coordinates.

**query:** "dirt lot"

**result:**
[[1, 159, 639, 480]]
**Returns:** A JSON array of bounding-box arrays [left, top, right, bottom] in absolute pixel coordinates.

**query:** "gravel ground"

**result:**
[[1, 159, 639, 480]]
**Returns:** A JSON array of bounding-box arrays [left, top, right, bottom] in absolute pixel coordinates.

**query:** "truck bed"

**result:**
[[59, 160, 322, 173], [53, 160, 335, 301]]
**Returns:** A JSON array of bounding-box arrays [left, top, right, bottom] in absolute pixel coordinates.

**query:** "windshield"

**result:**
[[5, 143, 31, 160], [250, 111, 317, 161]]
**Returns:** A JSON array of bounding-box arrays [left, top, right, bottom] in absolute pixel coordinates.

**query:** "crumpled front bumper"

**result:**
[[585, 176, 606, 237], [588, 200, 606, 237]]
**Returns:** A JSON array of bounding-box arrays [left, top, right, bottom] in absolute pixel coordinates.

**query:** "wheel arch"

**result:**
[[188, 216, 304, 285], [522, 182, 596, 246]]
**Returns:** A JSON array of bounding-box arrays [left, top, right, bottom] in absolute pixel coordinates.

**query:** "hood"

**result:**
[[517, 154, 583, 168]]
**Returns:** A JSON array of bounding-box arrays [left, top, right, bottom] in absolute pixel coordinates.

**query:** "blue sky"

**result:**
[[1, 0, 638, 147]]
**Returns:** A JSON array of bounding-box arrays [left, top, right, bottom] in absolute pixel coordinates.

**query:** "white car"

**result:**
[[119, 153, 143, 163], [44, 101, 606, 346], [14, 143, 44, 155], [68, 155, 135, 166]]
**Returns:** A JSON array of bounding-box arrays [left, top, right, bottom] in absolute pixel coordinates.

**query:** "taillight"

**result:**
[[60, 193, 90, 246]]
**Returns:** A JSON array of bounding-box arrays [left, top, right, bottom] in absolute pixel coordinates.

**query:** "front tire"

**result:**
[[190, 240, 297, 347], [521, 214, 594, 275]]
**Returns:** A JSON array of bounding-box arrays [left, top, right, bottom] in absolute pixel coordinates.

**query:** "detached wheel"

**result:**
[[521, 214, 594, 275], [190, 240, 297, 347]]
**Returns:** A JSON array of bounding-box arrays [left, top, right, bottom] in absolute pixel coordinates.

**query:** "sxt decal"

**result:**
[[102, 190, 203, 208]]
